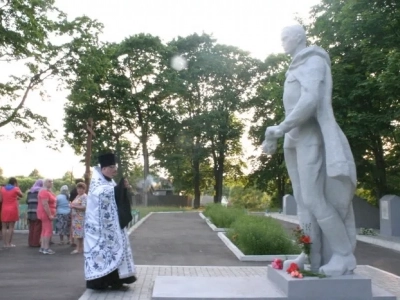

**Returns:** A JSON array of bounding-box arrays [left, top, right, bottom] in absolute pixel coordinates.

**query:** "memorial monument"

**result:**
[[263, 24, 357, 276], [151, 25, 396, 299]]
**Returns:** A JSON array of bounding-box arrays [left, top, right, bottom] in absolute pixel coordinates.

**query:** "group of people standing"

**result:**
[[27, 178, 87, 254], [1, 152, 138, 290], [0, 177, 87, 255]]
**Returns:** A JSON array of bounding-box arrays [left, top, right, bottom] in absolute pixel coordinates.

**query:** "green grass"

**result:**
[[226, 215, 301, 255], [203, 203, 246, 228]]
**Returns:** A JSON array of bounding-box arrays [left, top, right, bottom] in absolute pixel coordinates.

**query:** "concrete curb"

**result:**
[[267, 213, 400, 253], [217, 232, 298, 262], [199, 212, 228, 232], [199, 212, 207, 220], [357, 235, 400, 253]]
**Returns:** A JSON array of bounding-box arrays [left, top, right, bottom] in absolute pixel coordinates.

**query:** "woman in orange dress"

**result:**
[[0, 177, 23, 248], [37, 178, 57, 254]]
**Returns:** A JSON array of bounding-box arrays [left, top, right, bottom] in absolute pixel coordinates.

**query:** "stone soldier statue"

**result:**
[[263, 24, 357, 276]]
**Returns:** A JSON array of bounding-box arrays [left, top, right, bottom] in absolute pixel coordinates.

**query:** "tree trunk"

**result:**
[[142, 131, 150, 207], [213, 162, 219, 203], [213, 152, 224, 203], [275, 174, 286, 209], [115, 136, 123, 180], [372, 135, 388, 200], [193, 158, 201, 208]]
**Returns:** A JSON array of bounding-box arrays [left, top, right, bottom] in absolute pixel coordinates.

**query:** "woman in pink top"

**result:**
[[0, 177, 23, 248], [37, 178, 57, 254]]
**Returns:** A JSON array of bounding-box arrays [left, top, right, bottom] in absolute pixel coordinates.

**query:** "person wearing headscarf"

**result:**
[[84, 152, 137, 290], [55, 185, 71, 245], [0, 177, 23, 247], [26, 179, 44, 247]]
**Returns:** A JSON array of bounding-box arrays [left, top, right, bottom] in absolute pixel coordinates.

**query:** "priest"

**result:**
[[84, 152, 137, 290]]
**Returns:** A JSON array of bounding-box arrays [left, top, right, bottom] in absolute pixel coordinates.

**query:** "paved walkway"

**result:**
[[0, 233, 85, 300], [130, 212, 260, 266]]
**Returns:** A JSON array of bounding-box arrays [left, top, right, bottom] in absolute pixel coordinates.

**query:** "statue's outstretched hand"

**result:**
[[262, 139, 277, 155], [265, 126, 284, 138], [262, 126, 284, 155]]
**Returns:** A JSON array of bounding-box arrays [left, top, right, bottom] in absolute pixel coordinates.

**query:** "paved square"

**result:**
[[79, 265, 400, 300]]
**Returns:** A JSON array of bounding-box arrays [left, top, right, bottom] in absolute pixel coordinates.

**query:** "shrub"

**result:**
[[226, 215, 301, 255], [228, 186, 271, 211], [203, 203, 245, 228], [359, 227, 377, 236]]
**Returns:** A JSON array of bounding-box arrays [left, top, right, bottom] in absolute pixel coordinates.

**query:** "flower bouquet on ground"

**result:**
[[270, 226, 326, 279], [271, 258, 326, 279]]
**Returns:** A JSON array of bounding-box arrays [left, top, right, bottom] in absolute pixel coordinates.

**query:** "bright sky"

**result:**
[[0, 0, 320, 179]]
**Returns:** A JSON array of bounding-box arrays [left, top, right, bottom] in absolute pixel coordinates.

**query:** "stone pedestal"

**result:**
[[267, 266, 391, 300], [283, 195, 297, 216], [380, 195, 400, 237], [151, 266, 395, 300]]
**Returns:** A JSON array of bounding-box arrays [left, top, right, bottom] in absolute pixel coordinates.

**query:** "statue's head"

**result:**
[[281, 25, 306, 56]]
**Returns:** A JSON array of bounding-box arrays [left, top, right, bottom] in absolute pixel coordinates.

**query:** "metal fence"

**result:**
[[15, 204, 140, 230]]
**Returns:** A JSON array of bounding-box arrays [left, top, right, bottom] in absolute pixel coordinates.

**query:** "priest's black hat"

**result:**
[[98, 153, 116, 168]]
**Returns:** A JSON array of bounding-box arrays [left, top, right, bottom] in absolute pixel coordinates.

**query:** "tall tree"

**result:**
[[161, 34, 257, 206], [156, 34, 216, 208], [201, 44, 257, 204], [247, 54, 291, 207], [0, 0, 102, 142], [61, 171, 74, 184], [308, 0, 400, 200], [28, 169, 42, 179], [64, 43, 136, 176], [112, 34, 171, 204]]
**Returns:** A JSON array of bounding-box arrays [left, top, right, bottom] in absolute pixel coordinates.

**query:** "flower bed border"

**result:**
[[217, 232, 299, 262], [199, 212, 228, 232]]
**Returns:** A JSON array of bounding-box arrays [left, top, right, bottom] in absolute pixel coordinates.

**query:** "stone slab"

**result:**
[[283, 195, 297, 216], [380, 195, 400, 238], [152, 276, 286, 299], [372, 284, 399, 300], [152, 273, 396, 300], [267, 266, 373, 299]]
